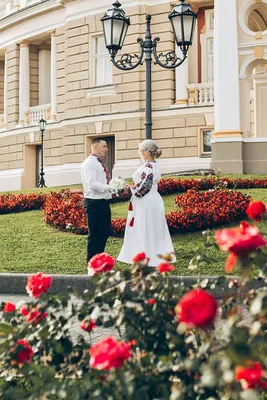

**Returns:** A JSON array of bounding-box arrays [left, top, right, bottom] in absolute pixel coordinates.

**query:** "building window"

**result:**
[[200, 9, 214, 83], [93, 35, 112, 86], [201, 128, 212, 155], [207, 38, 214, 83], [248, 5, 267, 33]]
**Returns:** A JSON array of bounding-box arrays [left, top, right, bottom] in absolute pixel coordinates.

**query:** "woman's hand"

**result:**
[[124, 185, 131, 194]]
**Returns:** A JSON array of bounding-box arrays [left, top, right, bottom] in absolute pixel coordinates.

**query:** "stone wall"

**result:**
[[6, 44, 19, 129], [0, 60, 4, 115], [0, 132, 23, 171]]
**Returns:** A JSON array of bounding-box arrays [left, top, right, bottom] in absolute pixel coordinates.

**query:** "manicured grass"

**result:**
[[0, 184, 267, 276], [0, 184, 83, 195]]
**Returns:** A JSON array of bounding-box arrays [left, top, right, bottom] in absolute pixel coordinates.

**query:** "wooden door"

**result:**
[[104, 136, 115, 177], [36, 145, 42, 186]]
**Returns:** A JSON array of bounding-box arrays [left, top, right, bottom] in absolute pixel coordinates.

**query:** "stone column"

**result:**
[[3, 49, 7, 127], [175, 45, 189, 106], [39, 46, 51, 105], [50, 31, 57, 120], [213, 0, 241, 136], [19, 41, 30, 124], [211, 0, 243, 174]]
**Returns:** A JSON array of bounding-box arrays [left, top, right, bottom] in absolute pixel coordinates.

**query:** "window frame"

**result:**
[[200, 9, 214, 83], [90, 33, 113, 88], [198, 126, 213, 157]]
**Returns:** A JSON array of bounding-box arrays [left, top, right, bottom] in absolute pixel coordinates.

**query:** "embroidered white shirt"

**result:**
[[81, 155, 111, 200]]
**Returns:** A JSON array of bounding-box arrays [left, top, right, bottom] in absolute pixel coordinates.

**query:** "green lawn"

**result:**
[[1, 179, 267, 275]]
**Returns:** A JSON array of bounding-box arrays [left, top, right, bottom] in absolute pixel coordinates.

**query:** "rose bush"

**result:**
[[0, 209, 266, 399], [215, 221, 267, 273], [89, 337, 131, 371], [88, 252, 115, 276], [246, 201, 266, 222], [26, 272, 52, 298], [236, 362, 267, 390], [175, 289, 218, 328]]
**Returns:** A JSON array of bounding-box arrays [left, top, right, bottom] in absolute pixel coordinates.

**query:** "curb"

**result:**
[[0, 273, 265, 297]]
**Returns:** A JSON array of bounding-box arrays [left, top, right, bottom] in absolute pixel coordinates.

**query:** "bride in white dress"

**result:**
[[117, 140, 176, 267]]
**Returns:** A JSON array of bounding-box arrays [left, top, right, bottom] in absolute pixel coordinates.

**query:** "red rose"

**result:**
[[158, 263, 174, 273], [246, 201, 266, 222], [147, 298, 156, 305], [176, 289, 218, 328], [26, 272, 52, 298], [132, 252, 147, 263], [80, 319, 96, 332], [88, 253, 115, 276], [20, 305, 47, 324], [215, 221, 266, 272], [13, 339, 33, 364], [20, 305, 28, 317], [3, 302, 16, 313], [90, 337, 131, 370], [236, 362, 267, 390]]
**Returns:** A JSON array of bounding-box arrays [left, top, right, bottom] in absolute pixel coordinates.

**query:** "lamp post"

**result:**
[[37, 118, 47, 188], [101, 0, 197, 140]]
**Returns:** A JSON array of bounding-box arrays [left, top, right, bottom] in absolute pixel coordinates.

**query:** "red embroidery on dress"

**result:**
[[128, 201, 133, 211], [134, 172, 153, 198], [141, 171, 146, 180], [129, 217, 134, 227]]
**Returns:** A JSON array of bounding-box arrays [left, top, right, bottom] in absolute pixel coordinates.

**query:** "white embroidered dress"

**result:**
[[117, 161, 176, 267]]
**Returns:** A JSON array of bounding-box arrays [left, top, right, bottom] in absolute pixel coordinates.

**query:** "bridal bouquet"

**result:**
[[109, 177, 126, 196]]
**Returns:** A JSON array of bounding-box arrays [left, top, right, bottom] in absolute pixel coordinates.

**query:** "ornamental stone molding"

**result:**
[[239, 0, 267, 37], [240, 51, 267, 78]]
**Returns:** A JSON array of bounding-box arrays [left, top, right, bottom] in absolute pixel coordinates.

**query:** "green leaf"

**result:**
[[0, 323, 14, 336]]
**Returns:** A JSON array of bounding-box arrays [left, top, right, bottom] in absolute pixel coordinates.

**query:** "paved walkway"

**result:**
[[0, 273, 265, 297], [0, 294, 251, 344]]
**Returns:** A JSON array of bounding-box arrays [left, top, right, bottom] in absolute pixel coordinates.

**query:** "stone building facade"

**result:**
[[0, 0, 266, 191], [0, 0, 215, 191]]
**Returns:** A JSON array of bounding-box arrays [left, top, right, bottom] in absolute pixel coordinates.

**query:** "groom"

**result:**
[[81, 137, 112, 263]]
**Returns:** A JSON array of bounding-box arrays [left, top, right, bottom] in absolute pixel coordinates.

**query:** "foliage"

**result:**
[[0, 209, 266, 398], [43, 189, 251, 237], [2, 176, 267, 215], [0, 193, 46, 214]]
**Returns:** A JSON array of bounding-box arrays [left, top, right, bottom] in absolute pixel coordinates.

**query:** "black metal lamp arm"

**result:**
[[110, 38, 144, 70], [152, 37, 187, 69]]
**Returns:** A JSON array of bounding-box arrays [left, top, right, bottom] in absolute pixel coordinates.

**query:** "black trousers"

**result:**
[[83, 198, 111, 263]]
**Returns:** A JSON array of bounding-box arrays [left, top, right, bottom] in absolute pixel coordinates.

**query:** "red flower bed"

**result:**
[[166, 189, 250, 233], [0, 176, 266, 216], [43, 189, 250, 237], [158, 176, 267, 195], [0, 193, 47, 214], [43, 190, 88, 234], [0, 177, 259, 235]]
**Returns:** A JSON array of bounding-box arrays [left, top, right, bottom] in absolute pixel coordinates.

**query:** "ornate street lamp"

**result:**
[[101, 0, 197, 140], [37, 118, 47, 188]]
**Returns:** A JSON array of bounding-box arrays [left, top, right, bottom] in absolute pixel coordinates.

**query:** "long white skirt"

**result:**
[[117, 190, 176, 267]]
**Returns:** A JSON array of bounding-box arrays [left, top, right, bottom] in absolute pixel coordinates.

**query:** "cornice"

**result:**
[[0, 0, 64, 33]]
